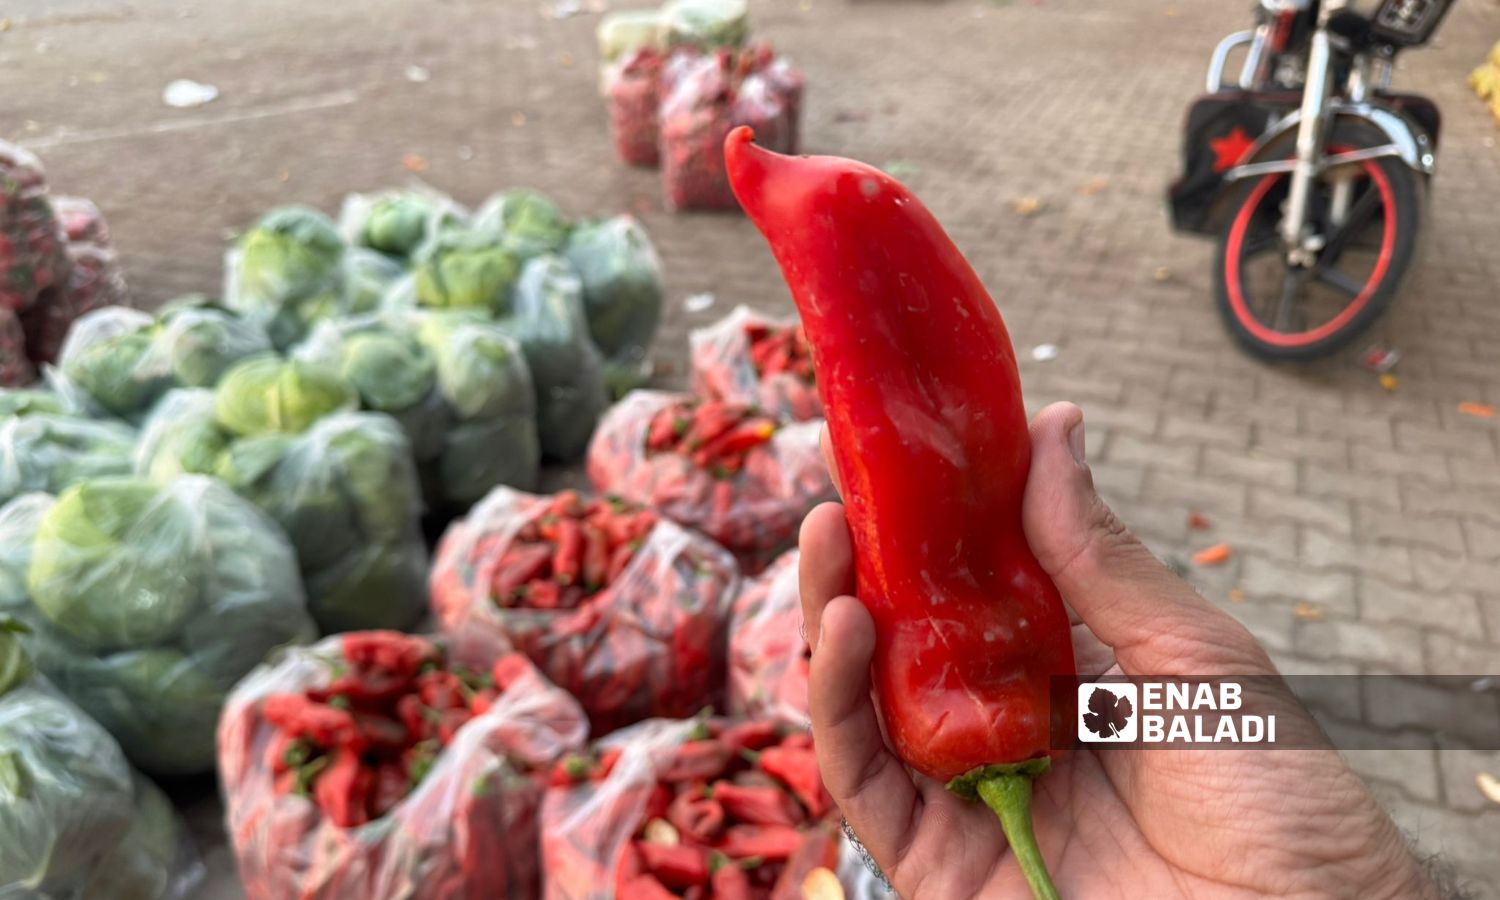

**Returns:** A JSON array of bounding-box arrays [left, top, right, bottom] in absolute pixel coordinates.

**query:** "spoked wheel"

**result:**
[[1214, 124, 1421, 361]]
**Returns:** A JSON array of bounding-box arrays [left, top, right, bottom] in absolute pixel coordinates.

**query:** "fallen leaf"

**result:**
[[1187, 512, 1211, 530], [86, 71, 108, 83], [1379, 373, 1398, 391], [1457, 401, 1496, 419], [1013, 196, 1044, 217], [1475, 772, 1500, 806], [1192, 543, 1232, 566], [401, 153, 428, 173], [1293, 601, 1323, 621], [0, 19, 10, 32], [512, 111, 528, 127], [559, 51, 575, 67], [1153, 266, 1172, 282], [1165, 7, 1179, 15], [1078, 177, 1109, 195], [1228, 588, 1245, 604], [803, 867, 844, 900], [278, 170, 290, 183]]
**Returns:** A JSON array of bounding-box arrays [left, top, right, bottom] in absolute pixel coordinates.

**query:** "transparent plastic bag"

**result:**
[[0, 478, 315, 775], [342, 247, 406, 314], [503, 255, 610, 461], [541, 717, 882, 900], [0, 141, 69, 313], [430, 487, 738, 733], [410, 226, 520, 314], [338, 187, 467, 262], [471, 190, 573, 263], [563, 216, 664, 398], [0, 307, 33, 387], [732, 71, 791, 157], [660, 51, 738, 211], [0, 413, 136, 506], [49, 196, 110, 247], [604, 49, 665, 168], [689, 306, 821, 422], [218, 630, 588, 900], [726, 549, 810, 728], [296, 311, 540, 511], [659, 0, 749, 50], [56, 304, 270, 421], [224, 206, 348, 349], [21, 244, 130, 367], [586, 391, 834, 569], [597, 9, 665, 65]]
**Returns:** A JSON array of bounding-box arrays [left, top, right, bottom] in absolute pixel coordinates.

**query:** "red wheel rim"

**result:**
[[1224, 156, 1397, 348]]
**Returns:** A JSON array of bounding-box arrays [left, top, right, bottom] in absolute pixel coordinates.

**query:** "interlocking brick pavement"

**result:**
[[3, 0, 1498, 894]]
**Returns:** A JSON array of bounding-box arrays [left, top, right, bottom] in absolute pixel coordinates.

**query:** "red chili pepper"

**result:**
[[341, 631, 434, 677], [582, 522, 610, 589], [727, 126, 1076, 899], [491, 653, 531, 691], [669, 789, 727, 844], [756, 746, 832, 820], [553, 518, 585, 586], [313, 748, 372, 828], [711, 860, 754, 900], [715, 824, 803, 862], [719, 720, 781, 755], [709, 781, 803, 827], [637, 841, 711, 889], [263, 695, 364, 750], [661, 739, 733, 783], [617, 873, 680, 900]]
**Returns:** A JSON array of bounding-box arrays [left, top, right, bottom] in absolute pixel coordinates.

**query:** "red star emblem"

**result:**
[[1209, 126, 1256, 173]]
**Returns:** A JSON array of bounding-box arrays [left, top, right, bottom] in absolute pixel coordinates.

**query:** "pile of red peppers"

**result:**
[[543, 719, 845, 900], [691, 309, 823, 424], [727, 127, 1078, 900]]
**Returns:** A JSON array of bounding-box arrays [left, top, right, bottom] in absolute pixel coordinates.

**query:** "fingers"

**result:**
[[1023, 402, 1274, 676], [798, 501, 854, 650], [807, 594, 921, 872]]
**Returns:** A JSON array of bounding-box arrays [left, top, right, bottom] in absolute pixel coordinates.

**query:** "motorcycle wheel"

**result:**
[[1213, 123, 1422, 361]]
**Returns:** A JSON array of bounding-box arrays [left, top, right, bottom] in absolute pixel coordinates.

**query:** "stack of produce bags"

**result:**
[[597, 0, 805, 210], [0, 142, 127, 385], [0, 619, 202, 897], [690, 306, 821, 423]]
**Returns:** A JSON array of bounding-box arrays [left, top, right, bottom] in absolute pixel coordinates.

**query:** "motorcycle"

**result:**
[[1168, 0, 1454, 360]]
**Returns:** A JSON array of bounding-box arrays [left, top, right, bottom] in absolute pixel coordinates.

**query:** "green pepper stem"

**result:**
[[948, 759, 1060, 900]]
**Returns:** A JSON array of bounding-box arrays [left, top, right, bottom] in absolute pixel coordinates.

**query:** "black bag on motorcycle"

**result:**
[[1167, 91, 1297, 236]]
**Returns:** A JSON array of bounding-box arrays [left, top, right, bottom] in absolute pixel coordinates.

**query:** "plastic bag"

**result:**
[[0, 478, 315, 776], [605, 49, 665, 168], [224, 206, 348, 349], [219, 630, 588, 900], [55, 304, 271, 421], [659, 0, 749, 50], [0, 307, 32, 387], [49, 196, 110, 247], [0, 141, 69, 313], [411, 225, 520, 314], [564, 216, 664, 397], [689, 306, 821, 422], [430, 487, 738, 733], [338, 187, 467, 262], [21, 244, 130, 367], [597, 9, 665, 65], [726, 549, 809, 727], [503, 255, 610, 461], [472, 190, 573, 263], [137, 392, 429, 634], [0, 413, 136, 506], [342, 247, 406, 314], [660, 51, 738, 211], [541, 717, 883, 900], [0, 386, 70, 418], [762, 57, 805, 154], [296, 310, 541, 510], [587, 391, 833, 568]]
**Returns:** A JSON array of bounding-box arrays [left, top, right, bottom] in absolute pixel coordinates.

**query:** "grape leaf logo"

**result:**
[[1083, 686, 1133, 739]]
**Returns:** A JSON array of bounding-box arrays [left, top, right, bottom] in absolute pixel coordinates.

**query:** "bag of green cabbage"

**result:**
[[0, 141, 69, 315], [219, 629, 587, 900], [564, 216, 664, 398], [55, 303, 271, 422], [295, 310, 540, 511], [0, 480, 316, 776], [0, 622, 202, 899], [0, 411, 136, 508], [135, 386, 429, 634], [338, 187, 468, 263]]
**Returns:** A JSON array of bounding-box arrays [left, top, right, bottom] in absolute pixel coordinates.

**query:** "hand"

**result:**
[[799, 402, 1438, 899]]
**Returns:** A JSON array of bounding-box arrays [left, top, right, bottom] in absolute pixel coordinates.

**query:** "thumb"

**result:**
[[1023, 402, 1274, 676]]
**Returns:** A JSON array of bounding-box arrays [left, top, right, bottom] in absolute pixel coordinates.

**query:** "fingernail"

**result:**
[[1067, 419, 1086, 465]]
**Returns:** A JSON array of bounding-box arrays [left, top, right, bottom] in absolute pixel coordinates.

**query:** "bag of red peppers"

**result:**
[[586, 390, 833, 570], [689, 306, 821, 423], [726, 549, 809, 728], [542, 717, 882, 900], [0, 141, 69, 315], [607, 49, 666, 168], [218, 629, 588, 900], [431, 486, 740, 734], [658, 47, 804, 209]]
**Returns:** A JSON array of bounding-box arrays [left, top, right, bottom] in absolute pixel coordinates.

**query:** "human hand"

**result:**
[[799, 402, 1438, 899]]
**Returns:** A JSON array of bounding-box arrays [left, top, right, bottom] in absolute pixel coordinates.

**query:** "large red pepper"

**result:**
[[726, 126, 1076, 899]]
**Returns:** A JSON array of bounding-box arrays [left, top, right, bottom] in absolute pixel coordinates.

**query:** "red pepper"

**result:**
[[341, 631, 434, 677], [719, 720, 781, 755], [727, 127, 1076, 900], [618, 874, 680, 900], [313, 747, 372, 828], [709, 782, 803, 827], [637, 841, 711, 889], [710, 860, 754, 900], [756, 746, 832, 820], [661, 739, 733, 783], [669, 789, 727, 844], [715, 824, 803, 862]]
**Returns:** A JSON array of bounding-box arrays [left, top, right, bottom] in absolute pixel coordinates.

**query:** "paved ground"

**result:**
[[3, 0, 1498, 895]]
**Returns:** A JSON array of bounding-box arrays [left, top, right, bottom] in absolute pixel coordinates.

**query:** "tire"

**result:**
[[1212, 122, 1422, 361]]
